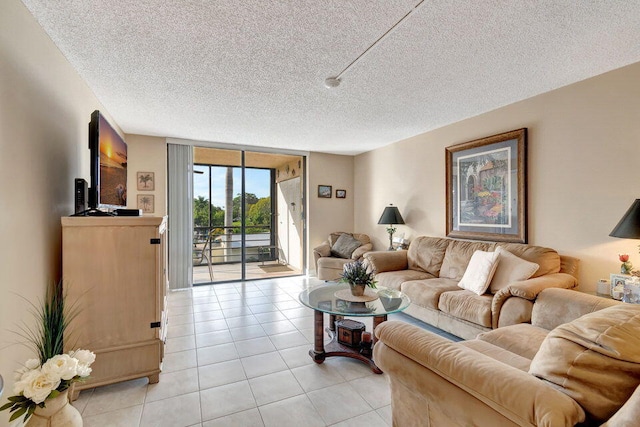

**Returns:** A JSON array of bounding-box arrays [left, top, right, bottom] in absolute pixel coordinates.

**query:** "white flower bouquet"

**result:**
[[3, 350, 95, 420], [1, 283, 95, 423]]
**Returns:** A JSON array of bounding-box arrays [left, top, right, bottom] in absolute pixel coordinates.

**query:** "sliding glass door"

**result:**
[[192, 147, 304, 284]]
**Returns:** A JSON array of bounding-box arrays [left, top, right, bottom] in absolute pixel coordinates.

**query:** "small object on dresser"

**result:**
[[336, 319, 365, 348], [596, 279, 610, 296]]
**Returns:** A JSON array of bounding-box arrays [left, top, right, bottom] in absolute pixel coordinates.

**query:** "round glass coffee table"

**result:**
[[299, 283, 410, 374]]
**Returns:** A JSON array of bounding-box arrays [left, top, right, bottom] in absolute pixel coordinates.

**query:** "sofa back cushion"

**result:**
[[407, 236, 450, 276], [529, 304, 640, 423], [531, 288, 620, 331], [496, 243, 560, 278], [440, 240, 494, 280]]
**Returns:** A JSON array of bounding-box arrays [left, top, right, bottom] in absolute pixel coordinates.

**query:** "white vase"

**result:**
[[26, 390, 82, 427]]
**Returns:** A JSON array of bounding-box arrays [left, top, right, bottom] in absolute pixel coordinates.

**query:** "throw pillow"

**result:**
[[331, 234, 362, 259], [488, 247, 539, 293], [457, 250, 500, 295], [529, 304, 640, 423]]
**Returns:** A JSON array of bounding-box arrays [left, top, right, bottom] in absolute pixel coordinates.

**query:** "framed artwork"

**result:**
[[318, 185, 332, 198], [137, 172, 155, 191], [336, 189, 346, 199], [446, 128, 527, 243], [137, 194, 155, 213]]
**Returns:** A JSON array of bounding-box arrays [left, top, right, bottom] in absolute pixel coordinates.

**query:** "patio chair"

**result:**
[[193, 232, 214, 281]]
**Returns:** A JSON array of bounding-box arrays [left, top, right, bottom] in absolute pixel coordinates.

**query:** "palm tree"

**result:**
[[138, 173, 153, 189]]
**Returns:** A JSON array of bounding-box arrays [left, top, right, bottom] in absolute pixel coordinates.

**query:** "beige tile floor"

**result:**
[[72, 276, 410, 427]]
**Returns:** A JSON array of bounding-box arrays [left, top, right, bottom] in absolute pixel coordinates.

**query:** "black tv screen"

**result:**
[[89, 111, 127, 209]]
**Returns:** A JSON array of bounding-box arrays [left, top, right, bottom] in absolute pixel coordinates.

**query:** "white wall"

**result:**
[[355, 62, 640, 293], [126, 134, 168, 217], [0, 1, 115, 424], [307, 152, 355, 274]]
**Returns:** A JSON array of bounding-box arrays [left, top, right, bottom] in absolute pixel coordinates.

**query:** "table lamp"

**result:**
[[610, 199, 640, 273], [610, 199, 640, 240], [378, 204, 405, 251]]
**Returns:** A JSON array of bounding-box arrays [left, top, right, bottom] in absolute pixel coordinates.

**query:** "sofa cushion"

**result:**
[[496, 243, 560, 278], [457, 250, 500, 295], [400, 278, 460, 309], [331, 233, 362, 259], [375, 270, 434, 291], [317, 256, 351, 270], [477, 323, 548, 360], [529, 304, 640, 423], [407, 236, 451, 276], [440, 240, 494, 280], [438, 290, 493, 327], [489, 247, 539, 293], [461, 339, 532, 371]]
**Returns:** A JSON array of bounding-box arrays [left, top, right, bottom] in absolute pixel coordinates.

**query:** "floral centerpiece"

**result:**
[[340, 260, 377, 296], [1, 283, 95, 424]]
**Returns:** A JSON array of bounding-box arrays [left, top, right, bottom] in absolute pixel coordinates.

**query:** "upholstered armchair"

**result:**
[[313, 232, 372, 281]]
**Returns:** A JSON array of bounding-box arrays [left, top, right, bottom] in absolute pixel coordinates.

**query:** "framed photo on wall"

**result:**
[[137, 194, 155, 213], [318, 185, 332, 198], [137, 172, 155, 191], [336, 189, 346, 199], [445, 128, 527, 243]]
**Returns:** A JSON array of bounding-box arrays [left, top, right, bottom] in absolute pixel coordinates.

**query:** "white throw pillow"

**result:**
[[489, 247, 539, 293], [457, 250, 500, 295]]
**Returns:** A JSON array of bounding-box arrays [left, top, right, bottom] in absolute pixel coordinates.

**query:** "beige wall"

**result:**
[[126, 134, 168, 217], [307, 152, 355, 274], [355, 61, 640, 293], [0, 0, 115, 423]]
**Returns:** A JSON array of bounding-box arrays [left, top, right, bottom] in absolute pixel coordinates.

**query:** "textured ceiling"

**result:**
[[20, 1, 640, 155]]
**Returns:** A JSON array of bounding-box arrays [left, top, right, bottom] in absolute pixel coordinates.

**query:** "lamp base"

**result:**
[[388, 231, 394, 251]]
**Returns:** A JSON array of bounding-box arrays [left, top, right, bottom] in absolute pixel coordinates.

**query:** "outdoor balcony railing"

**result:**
[[193, 225, 278, 265]]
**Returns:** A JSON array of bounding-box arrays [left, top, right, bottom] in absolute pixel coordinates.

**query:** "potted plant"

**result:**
[[1, 283, 94, 426], [340, 260, 377, 296]]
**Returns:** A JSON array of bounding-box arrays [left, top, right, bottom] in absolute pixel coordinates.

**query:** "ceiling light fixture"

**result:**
[[324, 0, 425, 89]]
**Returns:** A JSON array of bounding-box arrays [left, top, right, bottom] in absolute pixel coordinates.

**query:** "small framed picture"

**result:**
[[610, 273, 630, 289], [137, 172, 155, 191], [318, 185, 332, 198], [137, 194, 155, 213], [336, 189, 346, 199]]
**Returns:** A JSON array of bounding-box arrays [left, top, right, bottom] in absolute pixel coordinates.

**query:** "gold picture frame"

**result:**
[[446, 128, 527, 243]]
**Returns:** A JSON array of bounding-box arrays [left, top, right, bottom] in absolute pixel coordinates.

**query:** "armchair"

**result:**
[[313, 232, 372, 281]]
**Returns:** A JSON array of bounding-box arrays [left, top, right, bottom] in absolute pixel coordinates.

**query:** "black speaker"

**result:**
[[75, 178, 88, 214]]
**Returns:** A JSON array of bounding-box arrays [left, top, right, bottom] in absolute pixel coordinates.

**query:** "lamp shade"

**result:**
[[378, 205, 405, 225], [610, 199, 640, 239]]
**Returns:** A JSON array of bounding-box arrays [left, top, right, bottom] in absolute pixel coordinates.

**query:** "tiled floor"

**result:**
[[73, 276, 413, 427]]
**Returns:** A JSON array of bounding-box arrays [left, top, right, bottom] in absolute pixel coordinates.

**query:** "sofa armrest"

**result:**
[[374, 321, 585, 427], [313, 241, 331, 269], [363, 250, 408, 273], [351, 243, 372, 261], [491, 273, 578, 328]]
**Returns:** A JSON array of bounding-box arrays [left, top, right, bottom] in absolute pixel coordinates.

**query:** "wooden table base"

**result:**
[[309, 310, 385, 374]]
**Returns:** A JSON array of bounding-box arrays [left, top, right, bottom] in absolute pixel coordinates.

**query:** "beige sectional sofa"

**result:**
[[374, 288, 640, 426], [364, 236, 579, 339]]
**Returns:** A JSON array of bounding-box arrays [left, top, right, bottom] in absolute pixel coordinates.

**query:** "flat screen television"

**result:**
[[88, 110, 127, 211]]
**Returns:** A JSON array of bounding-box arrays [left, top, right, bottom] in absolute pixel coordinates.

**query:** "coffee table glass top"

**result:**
[[299, 283, 410, 317]]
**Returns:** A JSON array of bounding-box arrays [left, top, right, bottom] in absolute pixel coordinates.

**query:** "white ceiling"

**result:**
[[20, 1, 640, 155]]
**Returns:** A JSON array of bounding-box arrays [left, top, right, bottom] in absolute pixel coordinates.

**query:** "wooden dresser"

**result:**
[[61, 216, 168, 399]]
